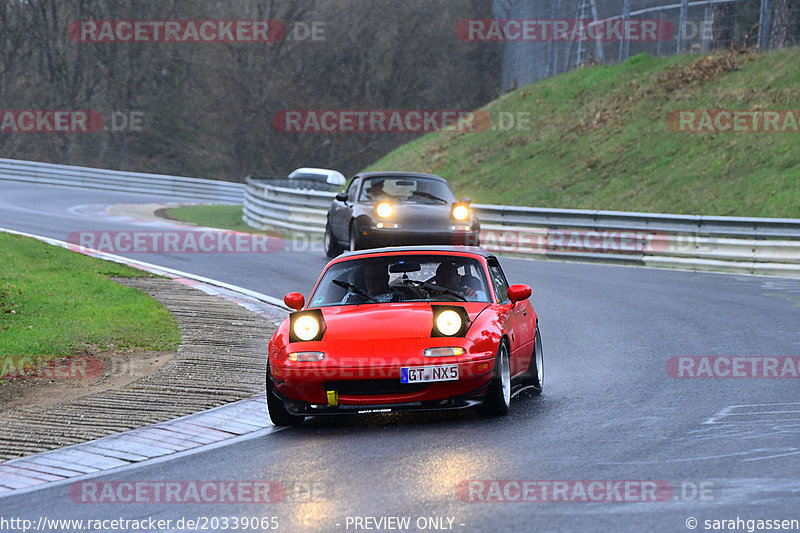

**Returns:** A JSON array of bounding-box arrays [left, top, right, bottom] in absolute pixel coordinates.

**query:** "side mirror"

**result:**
[[459, 196, 472, 204], [335, 192, 348, 202], [284, 292, 305, 311], [507, 284, 531, 304]]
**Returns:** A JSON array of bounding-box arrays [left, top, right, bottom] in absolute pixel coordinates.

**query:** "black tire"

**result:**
[[349, 222, 361, 252], [324, 222, 343, 258], [266, 365, 305, 427], [523, 327, 544, 395], [480, 341, 511, 416]]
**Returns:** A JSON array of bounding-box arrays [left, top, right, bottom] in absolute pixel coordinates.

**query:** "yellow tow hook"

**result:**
[[326, 390, 339, 407]]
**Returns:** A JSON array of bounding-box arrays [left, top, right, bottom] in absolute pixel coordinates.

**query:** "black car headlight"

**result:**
[[431, 305, 470, 337], [289, 309, 326, 342], [375, 201, 394, 218], [451, 204, 470, 221]]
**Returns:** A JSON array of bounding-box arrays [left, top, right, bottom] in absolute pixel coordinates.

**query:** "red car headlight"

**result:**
[[289, 309, 326, 342], [431, 305, 470, 337]]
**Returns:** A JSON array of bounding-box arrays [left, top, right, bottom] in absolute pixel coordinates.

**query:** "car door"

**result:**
[[487, 257, 534, 375], [330, 177, 359, 241]]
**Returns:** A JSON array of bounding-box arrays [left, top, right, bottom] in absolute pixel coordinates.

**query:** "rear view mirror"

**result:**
[[335, 192, 348, 202], [389, 262, 421, 273], [507, 284, 531, 304], [284, 292, 305, 311]]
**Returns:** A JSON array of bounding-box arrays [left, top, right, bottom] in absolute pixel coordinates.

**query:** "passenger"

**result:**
[[459, 274, 488, 301]]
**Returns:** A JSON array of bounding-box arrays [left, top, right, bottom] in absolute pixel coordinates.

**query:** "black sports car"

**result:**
[[324, 172, 480, 257]]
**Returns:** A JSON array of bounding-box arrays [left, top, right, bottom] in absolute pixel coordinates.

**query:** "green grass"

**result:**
[[163, 204, 323, 242], [364, 49, 800, 218], [0, 233, 181, 366], [161, 204, 255, 232]]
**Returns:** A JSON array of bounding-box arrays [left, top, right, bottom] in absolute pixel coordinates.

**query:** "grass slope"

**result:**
[[365, 49, 800, 218], [0, 233, 181, 362]]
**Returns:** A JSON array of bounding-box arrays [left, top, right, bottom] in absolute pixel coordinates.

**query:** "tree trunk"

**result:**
[[770, 0, 800, 49], [710, 2, 735, 50]]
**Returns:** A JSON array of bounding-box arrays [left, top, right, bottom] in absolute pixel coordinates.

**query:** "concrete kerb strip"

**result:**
[[0, 227, 292, 495], [0, 394, 280, 498]]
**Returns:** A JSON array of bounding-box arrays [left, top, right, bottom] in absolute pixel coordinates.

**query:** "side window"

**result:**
[[487, 258, 510, 304], [347, 179, 359, 203]]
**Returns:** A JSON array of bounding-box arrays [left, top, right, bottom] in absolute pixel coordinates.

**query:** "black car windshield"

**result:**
[[309, 255, 492, 307], [358, 177, 456, 204]]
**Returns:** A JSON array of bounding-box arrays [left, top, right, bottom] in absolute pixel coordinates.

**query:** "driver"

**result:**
[[343, 262, 400, 304], [365, 180, 387, 201], [434, 261, 460, 290]]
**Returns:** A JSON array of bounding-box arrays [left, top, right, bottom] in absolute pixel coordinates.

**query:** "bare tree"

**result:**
[[770, 0, 800, 48]]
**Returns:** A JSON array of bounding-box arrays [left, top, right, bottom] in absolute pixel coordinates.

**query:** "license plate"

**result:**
[[400, 364, 459, 383]]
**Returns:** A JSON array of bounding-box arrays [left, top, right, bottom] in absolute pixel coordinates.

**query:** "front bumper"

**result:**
[[272, 388, 487, 416], [269, 356, 495, 414]]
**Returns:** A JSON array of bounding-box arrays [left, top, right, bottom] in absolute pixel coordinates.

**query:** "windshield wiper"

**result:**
[[411, 191, 448, 204], [332, 279, 379, 303], [401, 279, 468, 301]]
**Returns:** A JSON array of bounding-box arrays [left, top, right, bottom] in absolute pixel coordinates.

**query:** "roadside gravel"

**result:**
[[0, 277, 276, 462]]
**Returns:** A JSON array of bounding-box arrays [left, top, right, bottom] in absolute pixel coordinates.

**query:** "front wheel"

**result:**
[[480, 341, 511, 416], [324, 222, 343, 258], [266, 365, 305, 427], [349, 223, 362, 252]]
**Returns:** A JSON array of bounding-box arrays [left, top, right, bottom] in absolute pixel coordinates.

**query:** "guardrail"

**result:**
[[2, 159, 798, 277], [243, 177, 800, 277], [0, 158, 244, 203]]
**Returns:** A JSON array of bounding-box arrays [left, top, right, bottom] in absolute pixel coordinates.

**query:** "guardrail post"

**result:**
[[677, 0, 690, 53], [619, 0, 631, 62]]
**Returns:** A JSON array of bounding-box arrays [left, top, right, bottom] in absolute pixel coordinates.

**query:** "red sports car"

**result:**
[[266, 246, 543, 426]]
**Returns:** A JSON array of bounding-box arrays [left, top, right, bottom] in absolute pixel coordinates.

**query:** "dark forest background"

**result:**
[[0, 0, 500, 180], [2, 0, 796, 181]]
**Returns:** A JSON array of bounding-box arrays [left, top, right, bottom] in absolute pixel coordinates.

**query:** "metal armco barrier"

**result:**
[[2, 159, 798, 277], [243, 176, 800, 277], [0, 158, 244, 203]]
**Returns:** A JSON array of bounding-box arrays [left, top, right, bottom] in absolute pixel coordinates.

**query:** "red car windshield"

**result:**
[[309, 255, 491, 307]]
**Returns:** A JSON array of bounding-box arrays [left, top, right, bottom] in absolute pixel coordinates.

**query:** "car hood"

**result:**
[[317, 302, 490, 341]]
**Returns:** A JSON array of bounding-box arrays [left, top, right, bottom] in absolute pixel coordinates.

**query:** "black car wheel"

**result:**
[[349, 223, 361, 252], [523, 327, 544, 395], [480, 341, 511, 416], [266, 364, 305, 427], [324, 222, 343, 258]]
